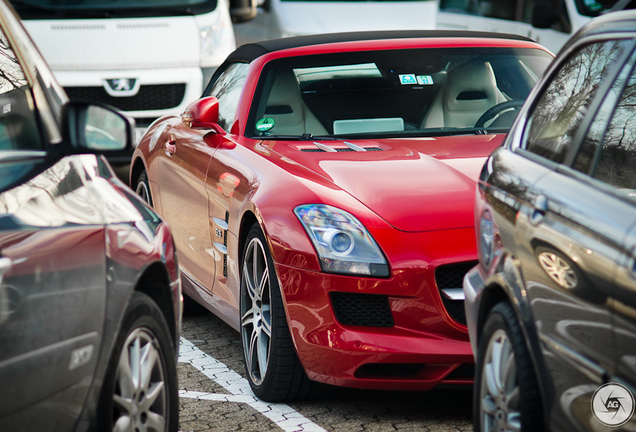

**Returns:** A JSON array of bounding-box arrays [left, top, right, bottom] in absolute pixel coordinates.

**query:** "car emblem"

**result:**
[[103, 78, 140, 97]]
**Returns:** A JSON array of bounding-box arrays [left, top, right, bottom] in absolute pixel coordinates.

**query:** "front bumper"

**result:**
[[276, 262, 475, 390]]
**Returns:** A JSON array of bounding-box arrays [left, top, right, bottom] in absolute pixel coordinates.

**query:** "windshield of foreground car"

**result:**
[[247, 47, 553, 140], [10, 0, 216, 18]]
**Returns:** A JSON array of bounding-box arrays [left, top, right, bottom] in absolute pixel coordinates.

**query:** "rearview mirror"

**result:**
[[182, 97, 225, 134], [62, 101, 134, 154]]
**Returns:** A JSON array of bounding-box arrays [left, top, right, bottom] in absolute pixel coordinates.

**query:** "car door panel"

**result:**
[[0, 157, 105, 429], [156, 122, 216, 291]]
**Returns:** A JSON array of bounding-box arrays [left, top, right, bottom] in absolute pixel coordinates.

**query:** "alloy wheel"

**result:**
[[538, 251, 577, 289], [480, 329, 521, 432], [112, 327, 167, 432], [241, 237, 272, 386], [136, 181, 151, 204]]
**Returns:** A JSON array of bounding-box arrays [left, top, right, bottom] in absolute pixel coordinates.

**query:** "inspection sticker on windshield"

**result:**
[[256, 117, 275, 132], [417, 75, 434, 85], [399, 74, 417, 85]]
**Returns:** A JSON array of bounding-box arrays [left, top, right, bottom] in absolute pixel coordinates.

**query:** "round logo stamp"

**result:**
[[592, 382, 635, 427]]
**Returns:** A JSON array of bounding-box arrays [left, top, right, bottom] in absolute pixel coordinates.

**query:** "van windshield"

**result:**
[[10, 0, 217, 18], [574, 0, 622, 17]]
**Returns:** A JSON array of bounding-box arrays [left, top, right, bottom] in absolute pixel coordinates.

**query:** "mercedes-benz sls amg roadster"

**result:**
[[130, 30, 553, 402]]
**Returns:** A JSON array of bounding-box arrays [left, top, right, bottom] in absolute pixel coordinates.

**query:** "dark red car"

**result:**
[[131, 30, 553, 402], [0, 1, 181, 430]]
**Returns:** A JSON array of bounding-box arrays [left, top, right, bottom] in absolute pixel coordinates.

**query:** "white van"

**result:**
[[10, 0, 245, 164], [436, 0, 626, 54], [263, 0, 438, 37]]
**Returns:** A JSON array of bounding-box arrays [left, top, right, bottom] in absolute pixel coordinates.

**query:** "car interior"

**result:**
[[251, 48, 550, 138]]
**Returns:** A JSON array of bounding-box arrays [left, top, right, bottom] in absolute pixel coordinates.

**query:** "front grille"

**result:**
[[355, 363, 424, 378], [330, 292, 394, 327], [434, 261, 477, 326], [64, 84, 186, 111]]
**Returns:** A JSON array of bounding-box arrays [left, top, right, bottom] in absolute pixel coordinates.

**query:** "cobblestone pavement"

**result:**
[[177, 312, 474, 432]]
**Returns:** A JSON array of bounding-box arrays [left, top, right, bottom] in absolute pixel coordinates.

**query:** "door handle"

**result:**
[[165, 134, 176, 156], [530, 195, 548, 225]]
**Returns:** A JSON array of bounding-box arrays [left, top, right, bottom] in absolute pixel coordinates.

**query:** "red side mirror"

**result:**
[[182, 97, 225, 133]]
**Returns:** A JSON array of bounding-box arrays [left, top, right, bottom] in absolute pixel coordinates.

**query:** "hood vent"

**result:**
[[302, 142, 383, 152]]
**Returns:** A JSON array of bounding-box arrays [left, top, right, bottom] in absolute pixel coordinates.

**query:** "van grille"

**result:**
[[64, 84, 186, 111]]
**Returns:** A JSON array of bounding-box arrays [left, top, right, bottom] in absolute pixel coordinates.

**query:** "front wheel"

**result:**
[[97, 292, 178, 432], [474, 301, 542, 432], [240, 223, 316, 402], [135, 169, 154, 207]]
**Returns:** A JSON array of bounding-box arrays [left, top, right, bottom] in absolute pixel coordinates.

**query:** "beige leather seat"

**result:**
[[422, 60, 507, 129], [265, 70, 327, 136]]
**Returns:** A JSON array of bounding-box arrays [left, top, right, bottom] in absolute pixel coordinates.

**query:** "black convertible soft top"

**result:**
[[226, 30, 535, 64], [203, 30, 535, 95]]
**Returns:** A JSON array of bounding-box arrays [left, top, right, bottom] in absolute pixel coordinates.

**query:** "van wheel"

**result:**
[[240, 223, 315, 402], [474, 301, 542, 432], [97, 292, 178, 432]]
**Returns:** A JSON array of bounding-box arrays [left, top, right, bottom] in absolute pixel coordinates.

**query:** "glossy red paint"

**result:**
[[130, 33, 552, 393]]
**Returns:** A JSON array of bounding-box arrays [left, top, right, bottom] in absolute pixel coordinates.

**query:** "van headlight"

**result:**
[[294, 204, 389, 277], [198, 9, 236, 68]]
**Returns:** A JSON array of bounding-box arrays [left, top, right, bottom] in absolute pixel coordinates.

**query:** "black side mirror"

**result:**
[[531, 0, 560, 29], [61, 101, 134, 156]]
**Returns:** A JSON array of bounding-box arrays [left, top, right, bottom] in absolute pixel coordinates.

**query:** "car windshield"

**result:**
[[9, 0, 216, 18], [247, 47, 553, 140]]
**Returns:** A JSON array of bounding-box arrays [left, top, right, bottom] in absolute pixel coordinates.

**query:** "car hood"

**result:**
[[267, 134, 504, 232]]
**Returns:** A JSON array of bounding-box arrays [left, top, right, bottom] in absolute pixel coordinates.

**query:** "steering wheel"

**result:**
[[474, 100, 525, 129]]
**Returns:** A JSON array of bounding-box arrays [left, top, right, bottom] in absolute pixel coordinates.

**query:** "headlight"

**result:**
[[294, 204, 389, 277], [199, 10, 236, 68], [479, 209, 494, 268]]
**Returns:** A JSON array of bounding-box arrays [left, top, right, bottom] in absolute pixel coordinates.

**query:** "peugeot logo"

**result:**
[[103, 78, 140, 97]]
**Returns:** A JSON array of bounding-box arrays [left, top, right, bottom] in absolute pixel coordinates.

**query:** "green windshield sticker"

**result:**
[[256, 117, 275, 132]]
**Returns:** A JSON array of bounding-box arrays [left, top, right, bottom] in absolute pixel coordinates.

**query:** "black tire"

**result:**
[[135, 169, 154, 207], [473, 301, 542, 432], [240, 223, 316, 402], [97, 292, 178, 432]]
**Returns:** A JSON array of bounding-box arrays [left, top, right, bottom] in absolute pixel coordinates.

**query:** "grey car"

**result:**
[[464, 9, 636, 432], [0, 1, 181, 430]]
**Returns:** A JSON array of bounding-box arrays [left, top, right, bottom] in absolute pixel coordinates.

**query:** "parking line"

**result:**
[[178, 338, 328, 432]]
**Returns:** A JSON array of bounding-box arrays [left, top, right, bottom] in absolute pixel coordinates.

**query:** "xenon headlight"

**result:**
[[294, 204, 389, 277]]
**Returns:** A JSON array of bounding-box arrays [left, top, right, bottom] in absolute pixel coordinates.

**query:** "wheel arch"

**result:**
[[134, 261, 178, 349], [129, 156, 146, 191], [479, 256, 551, 427]]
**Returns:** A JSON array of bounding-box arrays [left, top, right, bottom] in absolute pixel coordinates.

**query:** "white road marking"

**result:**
[[178, 338, 328, 432]]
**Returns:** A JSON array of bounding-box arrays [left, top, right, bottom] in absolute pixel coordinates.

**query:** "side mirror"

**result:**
[[229, 0, 257, 23], [182, 97, 225, 134], [531, 1, 560, 29], [62, 101, 134, 154]]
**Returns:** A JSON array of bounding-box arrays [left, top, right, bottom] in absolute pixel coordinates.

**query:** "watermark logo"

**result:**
[[592, 383, 635, 427]]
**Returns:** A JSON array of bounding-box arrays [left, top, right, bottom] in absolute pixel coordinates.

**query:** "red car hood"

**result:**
[[268, 134, 504, 232]]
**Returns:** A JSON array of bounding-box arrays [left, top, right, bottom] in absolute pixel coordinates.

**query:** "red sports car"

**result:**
[[130, 31, 553, 402]]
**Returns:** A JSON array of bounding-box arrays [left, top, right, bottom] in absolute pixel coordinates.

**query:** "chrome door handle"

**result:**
[[165, 133, 177, 156], [530, 195, 548, 225]]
